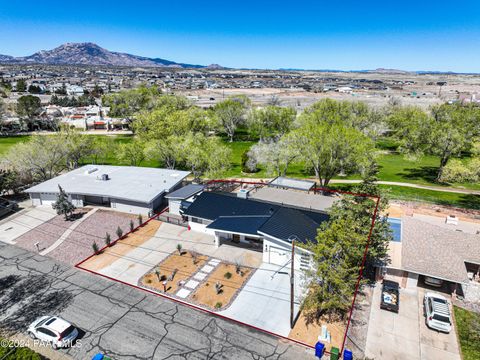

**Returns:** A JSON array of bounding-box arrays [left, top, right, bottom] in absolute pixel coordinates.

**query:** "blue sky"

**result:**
[[0, 0, 479, 72]]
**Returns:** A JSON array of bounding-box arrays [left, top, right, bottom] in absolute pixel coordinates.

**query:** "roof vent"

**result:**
[[237, 189, 248, 199], [85, 167, 98, 175], [98, 174, 109, 181]]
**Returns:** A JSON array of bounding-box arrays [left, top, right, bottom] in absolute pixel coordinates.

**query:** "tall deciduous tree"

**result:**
[[247, 105, 296, 140], [117, 138, 145, 166], [248, 134, 298, 176], [213, 96, 250, 142], [388, 103, 480, 181], [293, 119, 374, 186], [52, 185, 75, 220], [182, 133, 231, 180], [144, 136, 184, 169]]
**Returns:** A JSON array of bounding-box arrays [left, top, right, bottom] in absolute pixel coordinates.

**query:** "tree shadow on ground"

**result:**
[[457, 194, 480, 210], [0, 274, 73, 334], [396, 166, 440, 184]]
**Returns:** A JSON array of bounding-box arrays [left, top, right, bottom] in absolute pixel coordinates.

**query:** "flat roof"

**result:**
[[269, 176, 315, 191], [249, 187, 338, 212], [165, 184, 204, 200], [25, 165, 190, 204]]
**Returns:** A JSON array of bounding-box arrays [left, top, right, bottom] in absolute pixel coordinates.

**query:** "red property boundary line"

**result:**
[[75, 179, 380, 358]]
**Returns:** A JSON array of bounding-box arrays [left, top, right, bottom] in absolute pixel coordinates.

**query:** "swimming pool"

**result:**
[[387, 217, 402, 242]]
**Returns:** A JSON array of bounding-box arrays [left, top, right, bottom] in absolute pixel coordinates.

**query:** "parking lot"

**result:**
[[365, 283, 461, 360]]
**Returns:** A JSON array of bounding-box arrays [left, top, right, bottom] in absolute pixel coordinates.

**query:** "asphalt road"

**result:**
[[0, 242, 315, 360]]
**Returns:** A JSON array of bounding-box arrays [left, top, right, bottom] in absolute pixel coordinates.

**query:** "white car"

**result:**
[[423, 292, 452, 333], [27, 316, 79, 349]]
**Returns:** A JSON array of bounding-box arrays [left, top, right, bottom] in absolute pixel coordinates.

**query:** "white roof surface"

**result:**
[[269, 176, 315, 191], [26, 165, 190, 203]]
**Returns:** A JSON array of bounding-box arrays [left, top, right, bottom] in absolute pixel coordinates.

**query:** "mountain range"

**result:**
[[0, 42, 214, 69]]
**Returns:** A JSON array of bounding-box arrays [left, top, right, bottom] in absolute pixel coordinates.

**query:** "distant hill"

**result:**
[[0, 42, 207, 68]]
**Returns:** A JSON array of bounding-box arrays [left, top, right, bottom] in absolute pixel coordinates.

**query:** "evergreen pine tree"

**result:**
[[52, 185, 75, 220]]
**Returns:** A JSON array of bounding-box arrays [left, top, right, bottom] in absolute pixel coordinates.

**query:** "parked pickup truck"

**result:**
[[380, 280, 400, 313]]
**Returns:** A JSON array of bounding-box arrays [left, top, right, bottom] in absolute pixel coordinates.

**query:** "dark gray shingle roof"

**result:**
[[165, 184, 204, 200]]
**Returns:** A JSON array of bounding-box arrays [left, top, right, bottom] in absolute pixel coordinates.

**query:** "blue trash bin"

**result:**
[[315, 342, 325, 358], [343, 349, 353, 360]]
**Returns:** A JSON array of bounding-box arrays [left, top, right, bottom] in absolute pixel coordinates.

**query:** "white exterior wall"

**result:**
[[406, 272, 419, 289], [111, 198, 151, 215], [168, 199, 182, 215], [187, 217, 215, 235], [262, 235, 311, 271]]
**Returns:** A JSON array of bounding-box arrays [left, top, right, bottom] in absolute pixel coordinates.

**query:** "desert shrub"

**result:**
[[224, 272, 232, 279], [215, 302, 222, 309], [92, 242, 99, 254]]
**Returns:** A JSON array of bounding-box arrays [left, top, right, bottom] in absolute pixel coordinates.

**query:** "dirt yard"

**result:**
[[288, 312, 346, 350], [141, 251, 208, 294], [190, 263, 252, 310], [81, 220, 162, 271]]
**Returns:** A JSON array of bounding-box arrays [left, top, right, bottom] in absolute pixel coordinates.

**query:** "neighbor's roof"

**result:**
[[206, 215, 270, 236], [269, 176, 316, 191], [25, 165, 190, 204], [249, 187, 338, 213], [183, 192, 279, 220], [258, 207, 327, 245], [401, 217, 480, 284], [165, 184, 204, 200]]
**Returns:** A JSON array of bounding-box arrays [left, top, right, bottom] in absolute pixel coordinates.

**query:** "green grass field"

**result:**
[[1, 134, 479, 207], [454, 306, 480, 360]]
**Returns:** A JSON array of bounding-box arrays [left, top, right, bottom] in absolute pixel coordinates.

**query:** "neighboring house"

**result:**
[[182, 191, 329, 270], [383, 217, 480, 302], [25, 165, 190, 215], [164, 184, 204, 216]]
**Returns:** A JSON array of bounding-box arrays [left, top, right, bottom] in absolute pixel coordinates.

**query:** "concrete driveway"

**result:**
[[0, 206, 56, 244], [365, 283, 461, 360], [220, 262, 302, 337]]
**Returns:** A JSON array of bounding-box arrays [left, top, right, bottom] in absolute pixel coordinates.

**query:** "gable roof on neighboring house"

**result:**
[[401, 217, 480, 284]]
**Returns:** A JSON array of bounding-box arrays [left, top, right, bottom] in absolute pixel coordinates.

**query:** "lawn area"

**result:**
[[454, 306, 480, 360], [0, 136, 31, 155], [330, 184, 480, 210]]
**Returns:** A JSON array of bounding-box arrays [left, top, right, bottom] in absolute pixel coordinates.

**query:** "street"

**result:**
[[0, 242, 315, 359]]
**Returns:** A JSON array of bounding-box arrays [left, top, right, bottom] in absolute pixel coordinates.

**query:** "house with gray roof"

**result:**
[[25, 165, 190, 215], [384, 216, 480, 302]]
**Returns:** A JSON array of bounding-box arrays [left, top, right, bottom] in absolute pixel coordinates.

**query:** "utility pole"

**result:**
[[290, 239, 295, 328]]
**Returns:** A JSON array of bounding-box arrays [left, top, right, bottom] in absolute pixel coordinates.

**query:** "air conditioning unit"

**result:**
[[100, 174, 109, 181]]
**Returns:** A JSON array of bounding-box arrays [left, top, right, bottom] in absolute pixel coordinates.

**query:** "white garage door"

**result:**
[[40, 193, 58, 206], [268, 245, 290, 266]]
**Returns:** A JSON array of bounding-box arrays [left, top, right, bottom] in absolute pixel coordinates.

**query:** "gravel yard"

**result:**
[[48, 209, 135, 265], [13, 208, 89, 253]]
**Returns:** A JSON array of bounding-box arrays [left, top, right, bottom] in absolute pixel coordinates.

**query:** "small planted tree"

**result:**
[[155, 268, 161, 282], [116, 226, 123, 239], [105, 233, 111, 247], [138, 213, 143, 226], [52, 185, 75, 220], [129, 219, 134, 232], [92, 241, 99, 254], [177, 243, 183, 255]]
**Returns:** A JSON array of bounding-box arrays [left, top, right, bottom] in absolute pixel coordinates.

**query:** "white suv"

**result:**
[[27, 316, 79, 349], [423, 292, 452, 333]]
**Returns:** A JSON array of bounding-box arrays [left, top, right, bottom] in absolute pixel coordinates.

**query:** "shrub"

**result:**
[[177, 243, 183, 255], [105, 233, 111, 247], [129, 219, 134, 232], [138, 213, 143, 226], [92, 242, 99, 254], [215, 302, 223, 309], [190, 251, 199, 264], [116, 226, 123, 239], [224, 272, 232, 279], [146, 279, 152, 284]]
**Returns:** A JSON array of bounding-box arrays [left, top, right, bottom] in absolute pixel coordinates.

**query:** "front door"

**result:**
[[232, 234, 240, 243]]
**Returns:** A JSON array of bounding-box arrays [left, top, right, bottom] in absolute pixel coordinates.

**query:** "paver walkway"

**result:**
[[40, 208, 98, 255]]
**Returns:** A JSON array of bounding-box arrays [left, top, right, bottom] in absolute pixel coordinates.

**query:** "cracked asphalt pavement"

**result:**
[[0, 243, 316, 360]]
